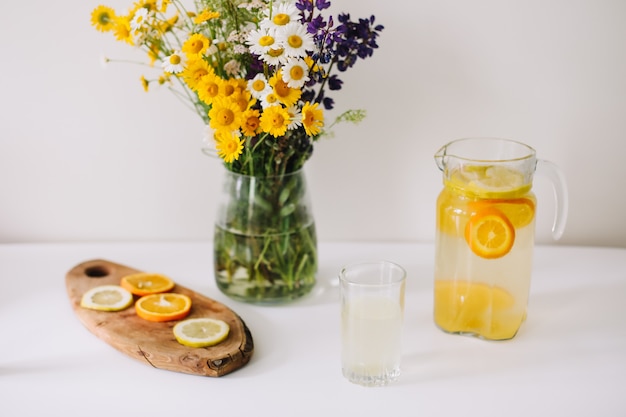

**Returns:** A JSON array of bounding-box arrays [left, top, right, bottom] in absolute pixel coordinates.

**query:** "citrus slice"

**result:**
[[120, 272, 175, 296], [495, 198, 535, 229], [80, 285, 133, 312], [135, 293, 192, 322], [173, 318, 230, 348], [470, 197, 536, 229], [447, 165, 531, 199], [465, 208, 515, 259], [434, 280, 522, 339]]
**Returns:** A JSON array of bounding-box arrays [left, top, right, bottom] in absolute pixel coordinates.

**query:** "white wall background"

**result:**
[[1, 0, 625, 247]]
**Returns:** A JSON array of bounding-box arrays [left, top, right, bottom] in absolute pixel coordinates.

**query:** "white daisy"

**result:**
[[261, 46, 288, 66], [131, 7, 150, 31], [248, 73, 272, 100], [205, 44, 218, 56], [246, 27, 279, 56], [285, 104, 303, 130], [260, 93, 281, 109], [261, 2, 300, 30], [282, 57, 310, 88], [277, 22, 316, 58], [162, 51, 185, 74]]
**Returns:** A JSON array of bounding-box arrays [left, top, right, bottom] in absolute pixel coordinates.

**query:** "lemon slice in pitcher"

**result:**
[[448, 165, 531, 199], [173, 318, 230, 348]]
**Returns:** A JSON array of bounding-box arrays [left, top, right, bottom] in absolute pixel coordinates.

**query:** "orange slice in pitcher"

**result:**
[[470, 198, 535, 229], [496, 198, 535, 229], [465, 208, 515, 259]]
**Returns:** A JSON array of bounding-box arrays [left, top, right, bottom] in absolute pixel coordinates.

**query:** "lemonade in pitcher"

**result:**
[[433, 138, 567, 340]]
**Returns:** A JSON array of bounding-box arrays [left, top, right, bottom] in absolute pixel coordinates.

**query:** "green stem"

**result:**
[[314, 60, 336, 104], [253, 233, 273, 274], [294, 253, 310, 287]]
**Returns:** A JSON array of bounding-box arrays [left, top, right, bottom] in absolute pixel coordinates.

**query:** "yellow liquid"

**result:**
[[434, 166, 536, 340], [342, 296, 403, 385], [434, 281, 526, 340]]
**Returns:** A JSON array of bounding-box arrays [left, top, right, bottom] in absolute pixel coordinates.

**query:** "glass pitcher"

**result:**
[[433, 137, 568, 340]]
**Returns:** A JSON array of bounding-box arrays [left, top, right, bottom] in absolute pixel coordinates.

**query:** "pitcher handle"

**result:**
[[535, 159, 569, 240]]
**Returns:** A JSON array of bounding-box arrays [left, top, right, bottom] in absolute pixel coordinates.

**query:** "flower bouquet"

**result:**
[[91, 0, 384, 303]]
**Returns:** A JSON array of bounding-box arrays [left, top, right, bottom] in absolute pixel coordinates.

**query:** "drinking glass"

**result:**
[[339, 261, 406, 387]]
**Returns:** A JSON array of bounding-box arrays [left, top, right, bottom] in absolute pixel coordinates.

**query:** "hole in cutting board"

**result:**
[[85, 265, 110, 278]]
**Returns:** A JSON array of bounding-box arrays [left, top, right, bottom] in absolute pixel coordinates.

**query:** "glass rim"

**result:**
[[339, 260, 407, 286], [438, 137, 537, 163]]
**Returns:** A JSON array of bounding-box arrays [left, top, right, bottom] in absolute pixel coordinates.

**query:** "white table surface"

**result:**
[[1, 241, 625, 416]]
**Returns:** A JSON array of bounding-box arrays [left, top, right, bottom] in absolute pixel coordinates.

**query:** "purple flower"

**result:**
[[316, 0, 331, 10], [296, 0, 331, 13], [307, 15, 326, 34], [333, 14, 383, 71], [301, 89, 316, 103], [327, 75, 342, 90], [295, 1, 383, 110], [295, 0, 313, 13], [246, 55, 265, 79]]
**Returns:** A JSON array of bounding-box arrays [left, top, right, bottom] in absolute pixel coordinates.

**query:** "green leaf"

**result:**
[[279, 203, 296, 217]]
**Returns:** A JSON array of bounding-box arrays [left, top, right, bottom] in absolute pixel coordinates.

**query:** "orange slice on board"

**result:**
[[135, 293, 192, 322], [120, 272, 175, 296], [465, 208, 515, 259]]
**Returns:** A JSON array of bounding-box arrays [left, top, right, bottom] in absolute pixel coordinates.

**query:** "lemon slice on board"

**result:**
[[135, 293, 192, 322], [80, 285, 133, 312], [173, 318, 231, 348], [120, 272, 175, 296]]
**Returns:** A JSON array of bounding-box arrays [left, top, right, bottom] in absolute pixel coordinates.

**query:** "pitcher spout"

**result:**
[[434, 145, 447, 171]]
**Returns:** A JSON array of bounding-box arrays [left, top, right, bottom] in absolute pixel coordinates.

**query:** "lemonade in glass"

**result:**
[[342, 296, 403, 383], [433, 138, 568, 340], [339, 261, 406, 386]]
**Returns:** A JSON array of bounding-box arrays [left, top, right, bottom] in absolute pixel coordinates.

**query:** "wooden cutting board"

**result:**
[[66, 259, 253, 377]]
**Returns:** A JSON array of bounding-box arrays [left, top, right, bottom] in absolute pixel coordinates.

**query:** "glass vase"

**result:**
[[213, 169, 318, 304]]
